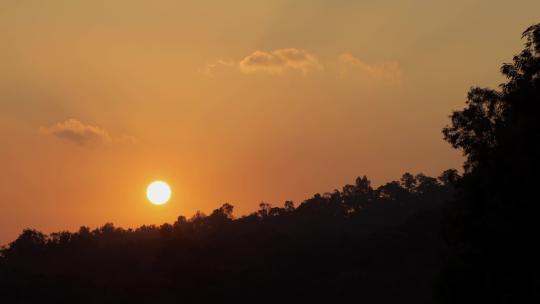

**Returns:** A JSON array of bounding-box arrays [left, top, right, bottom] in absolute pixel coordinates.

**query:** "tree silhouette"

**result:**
[[0, 171, 455, 303], [441, 23, 540, 303], [438, 169, 460, 186], [400, 172, 417, 192]]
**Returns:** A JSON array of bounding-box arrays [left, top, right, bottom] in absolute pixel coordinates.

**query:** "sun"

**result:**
[[146, 181, 171, 205]]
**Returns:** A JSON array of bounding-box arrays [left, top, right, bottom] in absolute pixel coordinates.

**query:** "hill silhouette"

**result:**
[[0, 172, 457, 303]]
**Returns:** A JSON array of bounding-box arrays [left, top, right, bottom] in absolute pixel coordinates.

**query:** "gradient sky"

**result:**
[[1, 0, 539, 244]]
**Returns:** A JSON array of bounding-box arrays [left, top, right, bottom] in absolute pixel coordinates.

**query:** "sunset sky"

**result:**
[[1, 0, 539, 244]]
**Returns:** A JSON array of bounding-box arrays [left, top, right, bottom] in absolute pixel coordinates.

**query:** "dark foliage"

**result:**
[[441, 23, 540, 303], [0, 172, 457, 303]]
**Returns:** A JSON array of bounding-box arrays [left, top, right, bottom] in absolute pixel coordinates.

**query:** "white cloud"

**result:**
[[39, 119, 135, 146], [199, 59, 235, 77], [238, 48, 323, 75], [201, 50, 400, 84], [337, 53, 402, 84]]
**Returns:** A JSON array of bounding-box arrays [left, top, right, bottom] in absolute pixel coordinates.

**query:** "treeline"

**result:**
[[439, 23, 540, 303], [0, 171, 457, 303]]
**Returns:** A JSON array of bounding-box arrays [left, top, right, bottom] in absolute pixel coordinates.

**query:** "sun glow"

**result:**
[[146, 181, 171, 205]]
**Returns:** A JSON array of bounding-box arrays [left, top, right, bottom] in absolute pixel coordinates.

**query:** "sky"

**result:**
[[1, 0, 539, 244]]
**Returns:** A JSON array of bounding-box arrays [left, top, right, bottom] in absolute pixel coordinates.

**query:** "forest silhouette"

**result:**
[[1, 23, 539, 303]]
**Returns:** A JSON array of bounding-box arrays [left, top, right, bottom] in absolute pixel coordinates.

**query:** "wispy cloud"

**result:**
[[238, 48, 323, 75], [39, 119, 135, 146], [201, 50, 401, 84], [337, 53, 402, 84], [199, 59, 235, 77]]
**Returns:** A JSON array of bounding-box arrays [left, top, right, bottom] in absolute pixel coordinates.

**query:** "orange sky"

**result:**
[[1, 0, 539, 244]]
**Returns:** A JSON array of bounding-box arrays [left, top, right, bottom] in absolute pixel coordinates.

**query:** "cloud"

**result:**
[[337, 53, 402, 84], [199, 59, 235, 77], [39, 119, 134, 146], [238, 48, 323, 75], [200, 50, 401, 84]]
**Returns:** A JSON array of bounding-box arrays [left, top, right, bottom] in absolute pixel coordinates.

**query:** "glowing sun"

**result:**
[[146, 181, 171, 205]]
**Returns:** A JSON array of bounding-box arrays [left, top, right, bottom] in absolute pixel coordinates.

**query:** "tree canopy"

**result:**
[[441, 23, 540, 303], [0, 171, 456, 303]]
